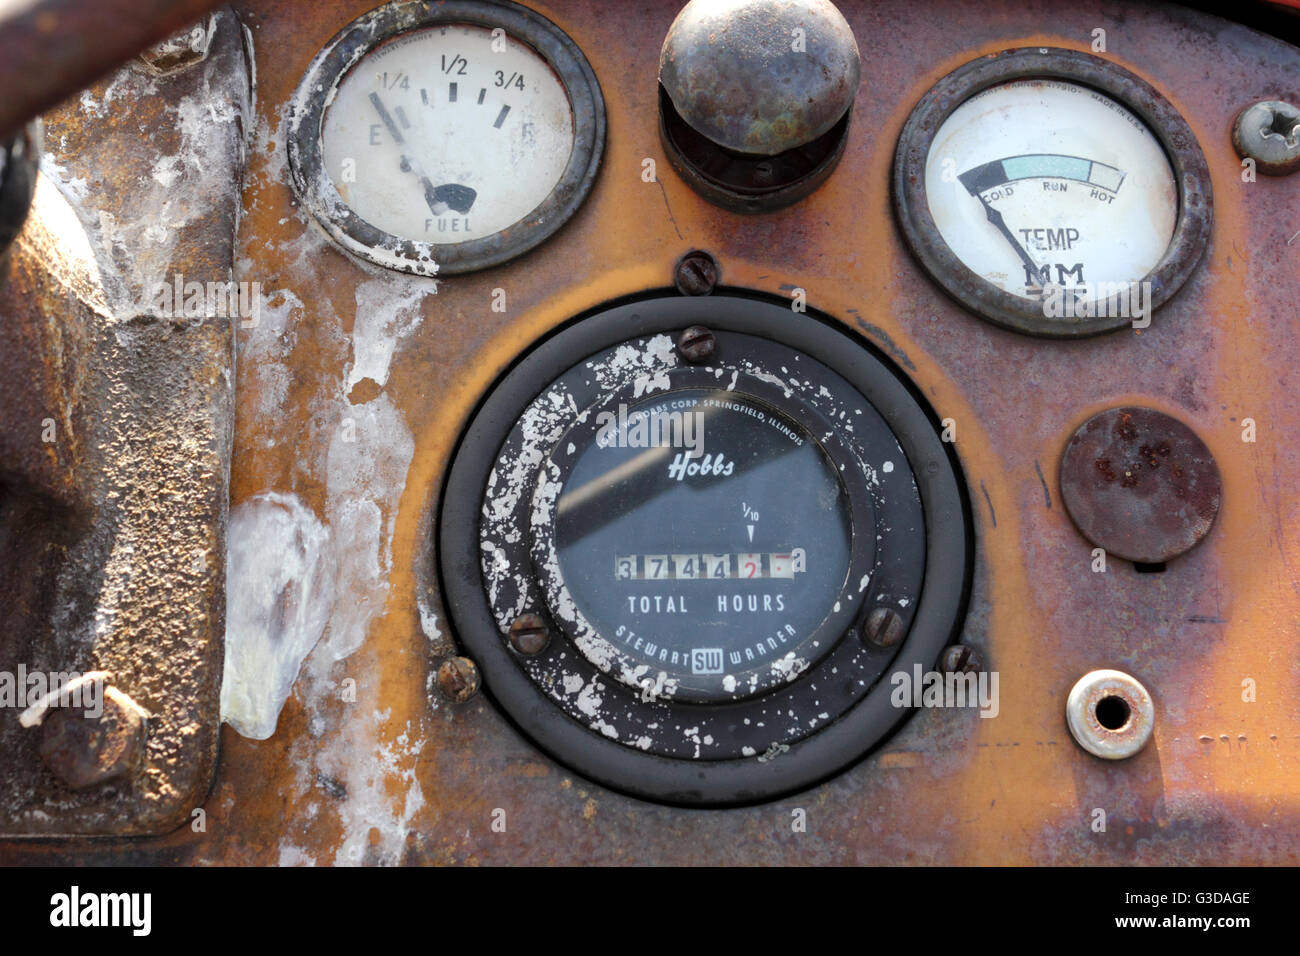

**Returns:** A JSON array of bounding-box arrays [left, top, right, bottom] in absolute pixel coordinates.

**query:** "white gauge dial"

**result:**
[[321, 24, 575, 244], [924, 79, 1177, 307]]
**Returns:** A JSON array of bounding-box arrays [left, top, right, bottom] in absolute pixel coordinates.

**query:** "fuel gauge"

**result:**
[[894, 48, 1211, 337], [287, 1, 604, 275]]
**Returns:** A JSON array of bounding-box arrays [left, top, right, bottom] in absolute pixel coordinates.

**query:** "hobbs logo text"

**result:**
[[667, 452, 734, 481], [890, 663, 999, 718], [50, 886, 151, 936]]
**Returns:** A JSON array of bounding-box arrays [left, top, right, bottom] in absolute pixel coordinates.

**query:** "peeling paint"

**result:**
[[221, 492, 333, 740]]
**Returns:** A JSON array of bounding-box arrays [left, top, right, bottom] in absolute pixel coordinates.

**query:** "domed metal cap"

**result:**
[[659, 0, 861, 156]]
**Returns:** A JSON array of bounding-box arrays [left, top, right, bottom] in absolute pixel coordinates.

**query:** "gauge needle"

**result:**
[[977, 195, 1045, 292], [368, 92, 448, 219]]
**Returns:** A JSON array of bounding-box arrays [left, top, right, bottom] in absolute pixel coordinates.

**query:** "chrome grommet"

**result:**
[[1066, 669, 1154, 760]]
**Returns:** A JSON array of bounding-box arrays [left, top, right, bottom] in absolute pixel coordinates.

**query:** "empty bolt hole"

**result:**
[[1133, 561, 1166, 574], [1095, 695, 1132, 731]]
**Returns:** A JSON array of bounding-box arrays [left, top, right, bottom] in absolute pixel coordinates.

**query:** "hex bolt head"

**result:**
[[940, 644, 984, 674], [1233, 100, 1300, 176], [39, 687, 148, 790], [677, 324, 717, 363], [673, 251, 719, 297], [508, 613, 551, 656], [861, 607, 905, 648], [436, 656, 481, 703]]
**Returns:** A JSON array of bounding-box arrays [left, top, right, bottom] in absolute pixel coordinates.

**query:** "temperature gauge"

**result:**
[[894, 48, 1211, 337], [288, 1, 604, 275]]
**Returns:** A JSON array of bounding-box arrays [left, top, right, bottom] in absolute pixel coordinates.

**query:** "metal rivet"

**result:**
[[436, 657, 481, 703]]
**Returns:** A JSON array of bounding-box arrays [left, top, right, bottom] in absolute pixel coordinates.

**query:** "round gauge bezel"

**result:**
[[528, 364, 879, 704], [438, 294, 973, 806], [286, 0, 605, 276], [892, 47, 1212, 338]]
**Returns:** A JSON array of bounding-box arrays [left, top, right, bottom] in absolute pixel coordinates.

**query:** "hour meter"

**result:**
[[439, 294, 971, 804]]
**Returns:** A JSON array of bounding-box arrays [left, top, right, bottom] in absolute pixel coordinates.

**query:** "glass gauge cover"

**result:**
[[439, 296, 971, 805], [321, 25, 573, 242], [925, 79, 1176, 305], [288, 1, 604, 275], [538, 381, 871, 704], [894, 48, 1212, 338]]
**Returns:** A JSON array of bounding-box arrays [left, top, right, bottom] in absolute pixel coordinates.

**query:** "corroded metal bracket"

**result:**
[[0, 9, 249, 836]]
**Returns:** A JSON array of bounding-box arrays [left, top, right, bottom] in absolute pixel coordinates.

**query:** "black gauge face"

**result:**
[[440, 296, 971, 805], [549, 387, 857, 702]]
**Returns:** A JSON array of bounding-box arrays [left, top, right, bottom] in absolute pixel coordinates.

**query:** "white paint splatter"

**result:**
[[346, 276, 432, 391], [221, 492, 334, 740]]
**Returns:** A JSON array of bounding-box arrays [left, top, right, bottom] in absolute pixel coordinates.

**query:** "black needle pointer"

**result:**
[[368, 91, 446, 218], [978, 194, 1045, 292]]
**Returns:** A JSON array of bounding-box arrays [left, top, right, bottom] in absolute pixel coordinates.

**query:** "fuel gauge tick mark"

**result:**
[[477, 88, 486, 105], [448, 82, 458, 103], [493, 104, 511, 129]]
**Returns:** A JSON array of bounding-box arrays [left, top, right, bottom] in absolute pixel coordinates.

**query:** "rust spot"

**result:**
[[348, 377, 383, 405], [1116, 413, 1139, 442]]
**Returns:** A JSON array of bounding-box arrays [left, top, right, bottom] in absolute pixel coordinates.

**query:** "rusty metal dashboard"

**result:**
[[0, 0, 1298, 893]]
